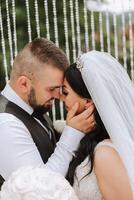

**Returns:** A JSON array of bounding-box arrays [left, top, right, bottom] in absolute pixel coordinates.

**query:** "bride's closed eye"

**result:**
[[61, 86, 68, 96], [62, 89, 68, 96]]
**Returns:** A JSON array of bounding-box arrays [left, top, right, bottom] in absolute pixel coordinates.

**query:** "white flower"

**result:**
[[53, 120, 66, 134], [0, 167, 78, 200]]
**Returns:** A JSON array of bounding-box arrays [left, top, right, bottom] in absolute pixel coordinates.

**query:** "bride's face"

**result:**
[[61, 78, 91, 114]]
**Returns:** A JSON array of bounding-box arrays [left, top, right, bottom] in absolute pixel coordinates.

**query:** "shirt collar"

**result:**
[[1, 83, 33, 115]]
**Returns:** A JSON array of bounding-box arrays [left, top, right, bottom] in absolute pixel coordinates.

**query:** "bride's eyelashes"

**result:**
[[62, 89, 68, 96]]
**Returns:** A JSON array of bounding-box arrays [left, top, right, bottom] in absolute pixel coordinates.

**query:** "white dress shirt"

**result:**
[[0, 84, 84, 180]]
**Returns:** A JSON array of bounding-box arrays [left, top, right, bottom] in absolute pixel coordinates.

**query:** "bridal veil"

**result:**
[[77, 50, 134, 191]]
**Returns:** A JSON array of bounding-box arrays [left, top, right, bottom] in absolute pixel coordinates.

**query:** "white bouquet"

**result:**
[[0, 167, 78, 200]]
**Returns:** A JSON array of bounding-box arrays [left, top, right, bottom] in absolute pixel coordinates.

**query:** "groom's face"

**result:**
[[28, 64, 64, 112]]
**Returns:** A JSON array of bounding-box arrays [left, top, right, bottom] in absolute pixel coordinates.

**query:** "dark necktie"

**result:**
[[32, 111, 56, 147]]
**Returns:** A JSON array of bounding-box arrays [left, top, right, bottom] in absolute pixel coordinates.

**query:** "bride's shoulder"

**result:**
[[95, 139, 116, 152], [93, 140, 133, 200], [94, 139, 122, 173]]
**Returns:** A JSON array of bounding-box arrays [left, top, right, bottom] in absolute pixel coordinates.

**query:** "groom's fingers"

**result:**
[[78, 104, 94, 119], [67, 104, 95, 133], [83, 115, 96, 133], [76, 105, 95, 133], [67, 102, 79, 120], [84, 101, 93, 109]]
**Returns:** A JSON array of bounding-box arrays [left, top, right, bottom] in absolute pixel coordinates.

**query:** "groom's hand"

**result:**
[[66, 102, 95, 133]]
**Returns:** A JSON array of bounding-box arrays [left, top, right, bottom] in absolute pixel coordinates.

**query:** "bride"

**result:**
[[60, 51, 134, 200]]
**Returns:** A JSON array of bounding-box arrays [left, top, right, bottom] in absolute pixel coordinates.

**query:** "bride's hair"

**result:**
[[65, 63, 110, 185]]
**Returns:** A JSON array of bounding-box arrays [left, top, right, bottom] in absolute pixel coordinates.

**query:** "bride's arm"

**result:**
[[94, 146, 133, 200]]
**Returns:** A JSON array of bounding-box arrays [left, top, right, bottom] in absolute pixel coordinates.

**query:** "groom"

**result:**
[[0, 38, 94, 186]]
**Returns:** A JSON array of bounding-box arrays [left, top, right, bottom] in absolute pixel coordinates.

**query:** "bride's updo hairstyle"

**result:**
[[65, 63, 109, 185]]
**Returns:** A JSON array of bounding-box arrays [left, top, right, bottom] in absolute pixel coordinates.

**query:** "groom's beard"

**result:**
[[28, 87, 52, 114]]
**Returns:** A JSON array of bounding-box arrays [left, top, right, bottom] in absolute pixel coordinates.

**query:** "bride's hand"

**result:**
[[66, 102, 96, 133]]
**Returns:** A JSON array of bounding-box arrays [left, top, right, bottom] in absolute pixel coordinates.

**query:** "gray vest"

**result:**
[[0, 94, 56, 187]]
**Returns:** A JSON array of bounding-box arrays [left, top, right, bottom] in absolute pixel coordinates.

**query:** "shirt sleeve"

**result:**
[[0, 114, 84, 179], [46, 125, 84, 176]]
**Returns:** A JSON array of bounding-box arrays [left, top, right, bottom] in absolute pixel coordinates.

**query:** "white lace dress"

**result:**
[[73, 140, 117, 200]]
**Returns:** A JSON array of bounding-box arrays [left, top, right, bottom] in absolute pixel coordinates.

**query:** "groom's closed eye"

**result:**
[[48, 86, 63, 98], [49, 86, 62, 93]]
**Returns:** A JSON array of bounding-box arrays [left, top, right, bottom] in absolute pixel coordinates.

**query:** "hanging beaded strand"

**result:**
[[52, 0, 59, 47], [83, 0, 89, 52], [6, 0, 13, 66], [105, 7, 111, 54], [121, 0, 127, 70], [43, 0, 50, 117], [75, 0, 81, 56], [129, 0, 134, 81], [12, 0, 17, 57], [91, 10, 96, 50], [52, 0, 61, 121], [70, 0, 76, 62], [34, 0, 40, 38], [63, 0, 70, 60], [112, 0, 118, 60], [25, 0, 32, 42], [0, 5, 9, 82], [98, 0, 104, 52], [44, 0, 50, 40]]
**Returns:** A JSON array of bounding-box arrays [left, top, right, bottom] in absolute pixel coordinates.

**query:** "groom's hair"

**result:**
[[10, 37, 69, 81]]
